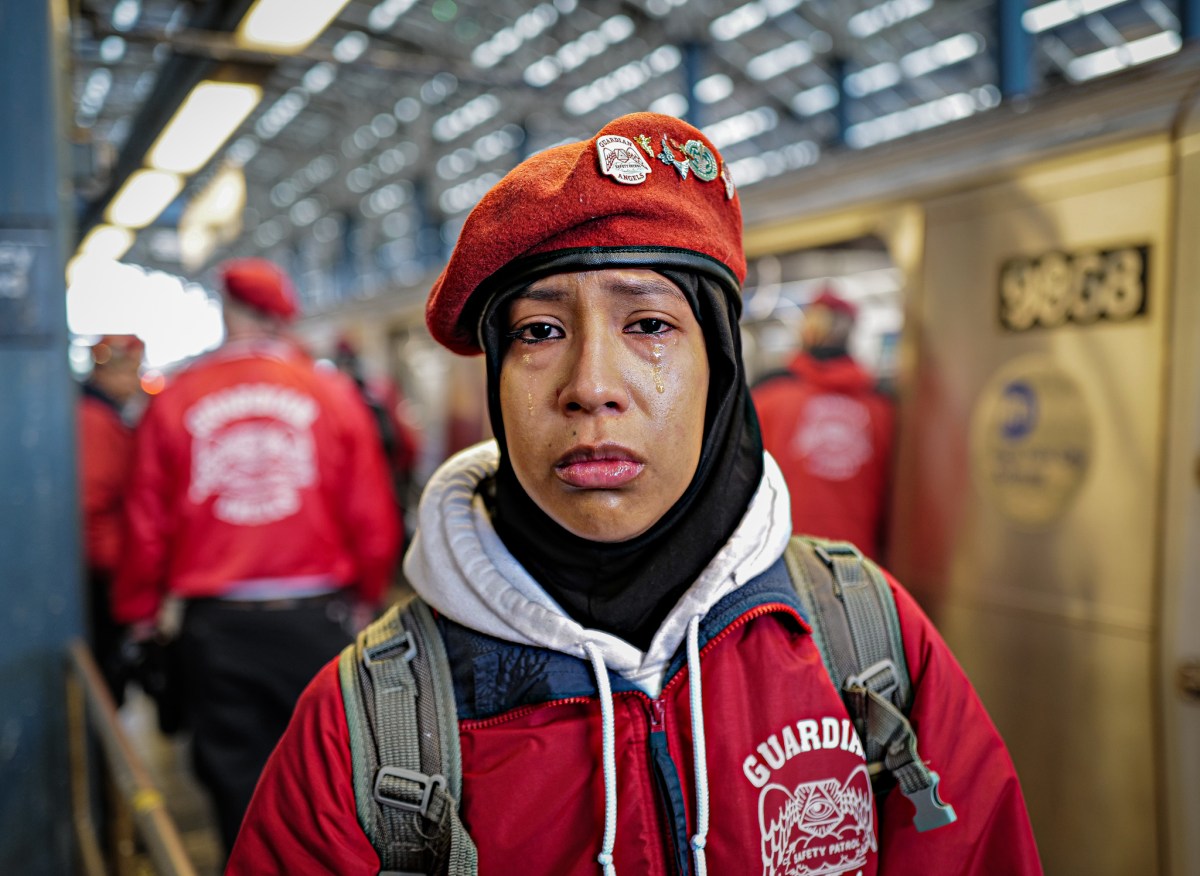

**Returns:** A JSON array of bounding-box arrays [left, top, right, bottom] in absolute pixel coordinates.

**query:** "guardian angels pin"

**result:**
[[597, 134, 652, 185]]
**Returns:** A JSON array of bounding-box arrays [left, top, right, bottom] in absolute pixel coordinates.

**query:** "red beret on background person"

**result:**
[[230, 112, 1041, 876], [219, 257, 299, 322], [112, 253, 400, 858], [810, 285, 859, 319]]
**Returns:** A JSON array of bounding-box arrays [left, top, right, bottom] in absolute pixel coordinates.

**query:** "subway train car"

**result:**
[[736, 46, 1200, 876], [308, 46, 1200, 876]]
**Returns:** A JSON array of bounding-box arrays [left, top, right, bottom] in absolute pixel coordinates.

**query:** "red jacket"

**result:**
[[753, 353, 895, 561], [112, 338, 400, 623], [229, 562, 1041, 876], [79, 386, 134, 574]]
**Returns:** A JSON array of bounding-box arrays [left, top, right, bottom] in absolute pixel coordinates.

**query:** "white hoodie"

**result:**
[[403, 440, 793, 697]]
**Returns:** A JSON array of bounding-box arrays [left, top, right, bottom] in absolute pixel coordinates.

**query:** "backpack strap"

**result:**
[[339, 598, 478, 875], [784, 535, 957, 833]]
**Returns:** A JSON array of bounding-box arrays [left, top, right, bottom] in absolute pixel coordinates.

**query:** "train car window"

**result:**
[[740, 235, 904, 392]]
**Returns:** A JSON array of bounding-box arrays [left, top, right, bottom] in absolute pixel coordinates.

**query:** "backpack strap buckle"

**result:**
[[845, 659, 899, 700], [901, 771, 958, 833], [373, 767, 446, 819], [363, 632, 417, 668]]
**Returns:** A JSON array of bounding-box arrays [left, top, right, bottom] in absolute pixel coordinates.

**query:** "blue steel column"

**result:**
[[0, 1, 81, 873], [997, 0, 1033, 98], [831, 55, 849, 147], [682, 41, 705, 128], [1184, 0, 1200, 40]]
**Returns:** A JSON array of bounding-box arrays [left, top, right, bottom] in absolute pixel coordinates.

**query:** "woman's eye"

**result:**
[[507, 323, 562, 344], [628, 318, 670, 335]]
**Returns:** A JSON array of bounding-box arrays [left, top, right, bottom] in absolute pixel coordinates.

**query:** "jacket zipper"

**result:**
[[458, 603, 810, 872], [646, 696, 692, 876]]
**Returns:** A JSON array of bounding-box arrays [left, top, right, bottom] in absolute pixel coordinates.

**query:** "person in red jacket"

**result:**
[[229, 114, 1041, 876], [332, 334, 423, 537], [79, 333, 144, 701], [753, 289, 895, 562], [113, 259, 401, 856]]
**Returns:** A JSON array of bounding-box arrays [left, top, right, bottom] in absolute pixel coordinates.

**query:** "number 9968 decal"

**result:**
[[998, 244, 1150, 331]]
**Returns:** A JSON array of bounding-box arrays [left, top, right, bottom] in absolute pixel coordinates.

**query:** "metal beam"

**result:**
[[76, 0, 260, 239], [682, 40, 705, 128], [832, 55, 850, 147]]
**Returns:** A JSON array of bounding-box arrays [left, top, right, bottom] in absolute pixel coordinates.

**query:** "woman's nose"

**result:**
[[558, 329, 630, 414]]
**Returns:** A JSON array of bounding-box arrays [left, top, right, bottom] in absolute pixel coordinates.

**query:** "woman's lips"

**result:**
[[555, 445, 645, 489]]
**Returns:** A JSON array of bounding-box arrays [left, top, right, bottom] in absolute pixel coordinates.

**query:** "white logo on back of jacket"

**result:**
[[793, 395, 873, 481], [185, 384, 319, 525]]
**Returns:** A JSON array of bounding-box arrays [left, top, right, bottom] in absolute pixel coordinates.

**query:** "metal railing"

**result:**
[[66, 639, 198, 876]]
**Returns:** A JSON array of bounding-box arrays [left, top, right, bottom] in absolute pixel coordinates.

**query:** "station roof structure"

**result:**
[[66, 0, 1188, 312]]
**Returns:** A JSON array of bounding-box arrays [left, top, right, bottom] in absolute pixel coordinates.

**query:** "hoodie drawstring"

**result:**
[[584, 642, 618, 876], [686, 616, 710, 876], [584, 620, 711, 876]]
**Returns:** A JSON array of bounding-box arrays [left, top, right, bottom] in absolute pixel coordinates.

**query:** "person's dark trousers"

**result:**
[[87, 568, 128, 704], [176, 592, 354, 857]]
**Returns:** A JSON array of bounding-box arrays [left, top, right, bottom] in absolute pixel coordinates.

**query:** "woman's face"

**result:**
[[499, 268, 709, 542]]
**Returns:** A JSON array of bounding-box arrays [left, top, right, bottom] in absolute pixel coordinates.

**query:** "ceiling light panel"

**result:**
[[146, 80, 262, 175], [79, 225, 135, 261], [105, 169, 184, 229], [238, 0, 353, 53]]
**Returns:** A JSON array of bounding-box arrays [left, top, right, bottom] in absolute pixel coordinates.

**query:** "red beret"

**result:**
[[427, 112, 745, 355], [810, 287, 858, 320], [219, 258, 298, 321]]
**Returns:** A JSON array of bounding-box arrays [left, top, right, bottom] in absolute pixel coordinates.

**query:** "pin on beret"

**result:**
[[426, 112, 745, 355], [219, 258, 299, 322]]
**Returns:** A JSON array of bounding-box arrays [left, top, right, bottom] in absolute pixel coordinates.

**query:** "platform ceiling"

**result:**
[[67, 0, 1186, 303]]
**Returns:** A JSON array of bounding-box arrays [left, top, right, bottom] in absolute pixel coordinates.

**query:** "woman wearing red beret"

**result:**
[[229, 113, 1041, 875]]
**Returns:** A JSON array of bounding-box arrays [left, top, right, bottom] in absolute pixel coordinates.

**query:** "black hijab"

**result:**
[[477, 248, 763, 651]]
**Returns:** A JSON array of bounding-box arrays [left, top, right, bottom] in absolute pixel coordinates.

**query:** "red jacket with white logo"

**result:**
[[79, 386, 135, 574], [229, 561, 1041, 876], [112, 338, 400, 623], [753, 353, 895, 562]]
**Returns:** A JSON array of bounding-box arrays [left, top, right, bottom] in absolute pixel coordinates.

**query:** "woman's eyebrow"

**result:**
[[518, 278, 686, 302], [604, 277, 688, 301], [514, 286, 565, 302]]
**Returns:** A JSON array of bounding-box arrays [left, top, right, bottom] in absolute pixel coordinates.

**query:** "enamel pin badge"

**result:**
[[681, 140, 719, 182], [597, 134, 653, 185]]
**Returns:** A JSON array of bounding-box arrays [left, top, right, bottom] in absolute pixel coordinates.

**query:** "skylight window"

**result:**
[[847, 0, 932, 39], [710, 0, 803, 41]]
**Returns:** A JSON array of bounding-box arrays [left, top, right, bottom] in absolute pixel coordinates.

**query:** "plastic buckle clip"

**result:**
[[373, 767, 446, 818], [845, 659, 899, 699], [364, 631, 417, 668], [812, 542, 863, 566], [903, 771, 958, 833]]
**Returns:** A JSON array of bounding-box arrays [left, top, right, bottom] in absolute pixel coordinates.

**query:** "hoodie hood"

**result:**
[[403, 440, 792, 696]]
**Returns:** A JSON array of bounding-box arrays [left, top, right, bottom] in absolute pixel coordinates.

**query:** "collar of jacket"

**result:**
[[438, 553, 807, 722]]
